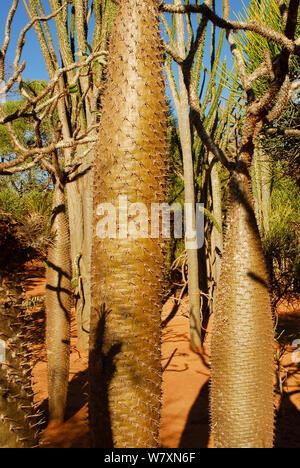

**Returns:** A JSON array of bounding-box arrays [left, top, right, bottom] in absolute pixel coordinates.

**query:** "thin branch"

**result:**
[[160, 8, 178, 51], [0, 0, 19, 80], [184, 10, 208, 71], [162, 41, 184, 64], [0, 51, 106, 125], [13, 3, 67, 71], [159, 2, 297, 55], [173, 1, 233, 171], [190, 100, 234, 171], [284, 0, 299, 41], [223, 0, 247, 91], [266, 75, 291, 123], [0, 61, 26, 96], [164, 60, 180, 112], [246, 61, 269, 90], [22, 0, 57, 76], [159, 1, 234, 28], [35, 0, 60, 70], [65, 141, 97, 172], [0, 136, 98, 173], [265, 128, 300, 137], [0, 152, 48, 175]]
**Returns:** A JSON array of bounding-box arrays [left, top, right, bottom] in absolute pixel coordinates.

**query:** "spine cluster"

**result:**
[[0, 277, 40, 448]]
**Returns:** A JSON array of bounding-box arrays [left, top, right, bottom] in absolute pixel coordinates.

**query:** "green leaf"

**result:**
[[68, 83, 79, 93], [198, 205, 222, 233], [95, 56, 107, 66], [75, 51, 89, 57]]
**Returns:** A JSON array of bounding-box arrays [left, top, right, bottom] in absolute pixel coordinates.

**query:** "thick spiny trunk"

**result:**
[[45, 181, 72, 425], [209, 153, 223, 287], [0, 277, 40, 448], [210, 166, 275, 448], [89, 0, 167, 448]]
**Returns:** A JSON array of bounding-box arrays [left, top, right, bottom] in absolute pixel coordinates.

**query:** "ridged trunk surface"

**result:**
[[210, 169, 275, 448], [0, 277, 39, 448], [45, 182, 72, 425], [89, 0, 167, 448]]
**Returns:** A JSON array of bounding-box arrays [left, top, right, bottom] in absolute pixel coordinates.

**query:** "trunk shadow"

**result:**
[[275, 390, 300, 448], [88, 304, 122, 448], [179, 380, 210, 448], [35, 369, 88, 429]]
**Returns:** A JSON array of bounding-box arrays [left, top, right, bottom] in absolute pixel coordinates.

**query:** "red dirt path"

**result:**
[[24, 260, 300, 448]]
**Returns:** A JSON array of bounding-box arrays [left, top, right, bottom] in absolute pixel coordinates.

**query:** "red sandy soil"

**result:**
[[23, 260, 300, 448]]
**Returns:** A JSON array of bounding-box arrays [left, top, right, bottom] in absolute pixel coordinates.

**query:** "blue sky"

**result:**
[[0, 0, 250, 83]]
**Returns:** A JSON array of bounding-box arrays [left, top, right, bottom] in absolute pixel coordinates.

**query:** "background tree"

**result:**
[[160, 0, 299, 448], [20, 0, 117, 352], [45, 173, 72, 426], [0, 84, 53, 260], [209, 0, 298, 448], [235, 0, 300, 308], [161, 0, 240, 349], [0, 0, 114, 423]]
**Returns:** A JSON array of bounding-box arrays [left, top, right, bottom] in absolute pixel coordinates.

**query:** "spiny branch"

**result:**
[[265, 128, 300, 137]]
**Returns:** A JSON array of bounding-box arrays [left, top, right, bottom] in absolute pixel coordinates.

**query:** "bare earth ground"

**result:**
[[23, 260, 300, 448]]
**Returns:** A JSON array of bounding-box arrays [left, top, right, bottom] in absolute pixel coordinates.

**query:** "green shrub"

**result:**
[[0, 186, 53, 262], [0, 187, 25, 220], [262, 171, 300, 306]]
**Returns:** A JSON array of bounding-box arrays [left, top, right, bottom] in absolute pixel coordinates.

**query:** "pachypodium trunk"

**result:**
[[210, 153, 275, 447], [0, 277, 40, 448], [45, 181, 72, 425], [89, 0, 167, 448]]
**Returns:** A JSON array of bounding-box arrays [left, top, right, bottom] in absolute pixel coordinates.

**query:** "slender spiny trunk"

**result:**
[[209, 153, 223, 287], [45, 181, 72, 425], [210, 119, 275, 448], [175, 0, 202, 352]]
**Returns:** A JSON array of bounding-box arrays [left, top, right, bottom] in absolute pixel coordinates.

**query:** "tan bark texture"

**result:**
[[210, 167, 275, 448], [89, 0, 167, 448], [45, 182, 72, 425]]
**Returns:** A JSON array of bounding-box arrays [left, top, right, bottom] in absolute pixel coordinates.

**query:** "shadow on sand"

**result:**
[[179, 380, 210, 448]]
